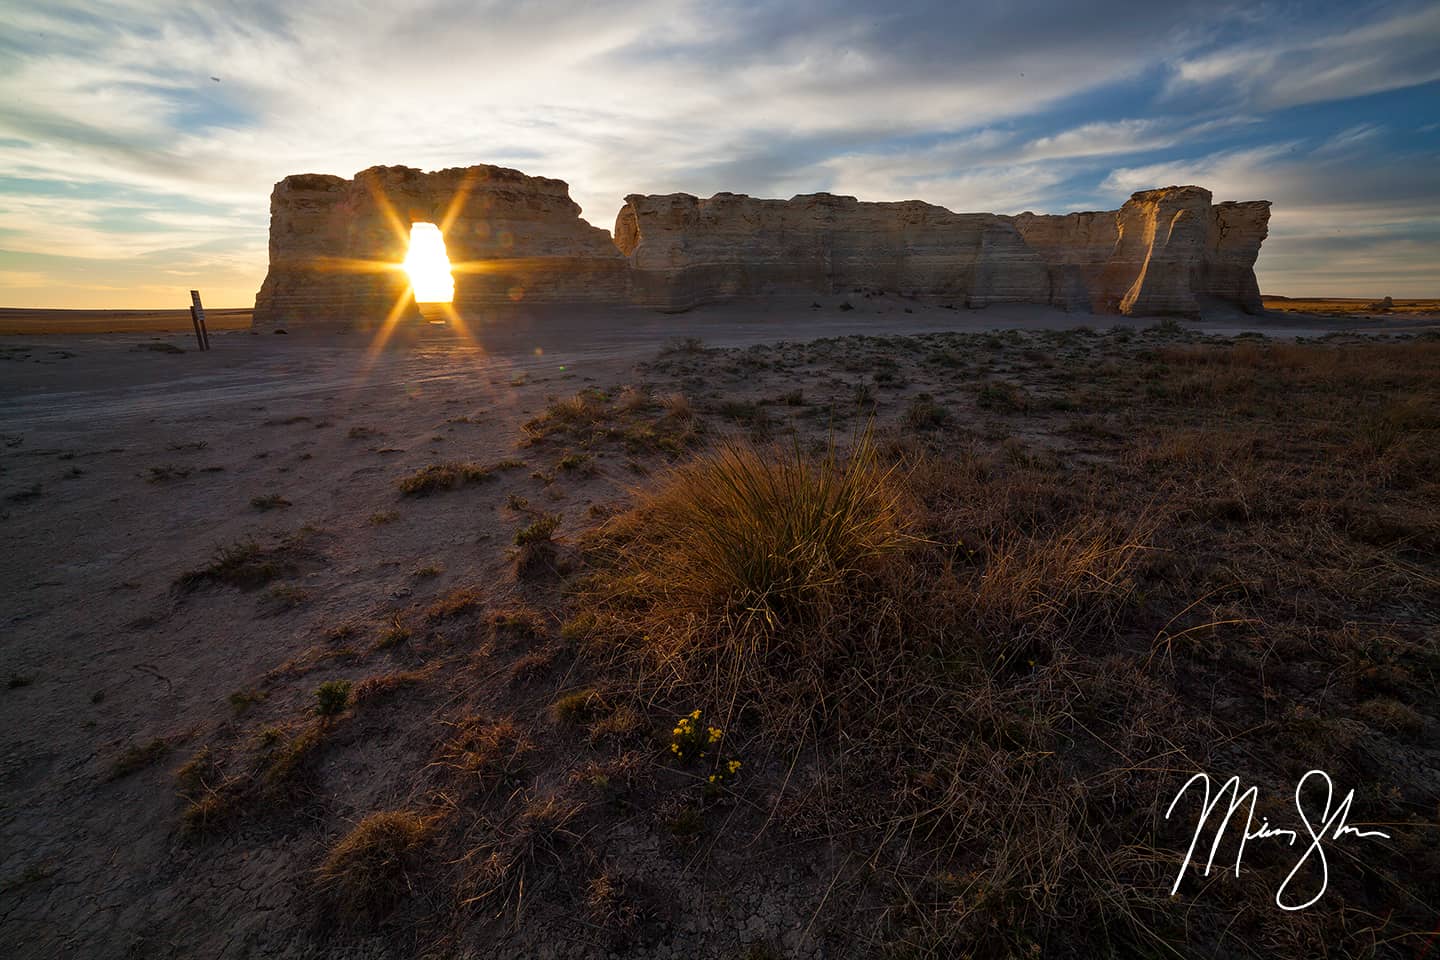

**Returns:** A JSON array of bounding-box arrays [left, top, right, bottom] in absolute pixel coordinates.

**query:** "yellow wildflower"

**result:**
[[727, 759, 741, 773]]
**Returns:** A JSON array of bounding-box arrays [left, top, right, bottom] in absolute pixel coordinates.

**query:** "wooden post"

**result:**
[[189, 304, 205, 351], [189, 290, 211, 350]]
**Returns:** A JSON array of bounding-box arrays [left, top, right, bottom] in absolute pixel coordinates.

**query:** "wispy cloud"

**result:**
[[0, 0, 1436, 305]]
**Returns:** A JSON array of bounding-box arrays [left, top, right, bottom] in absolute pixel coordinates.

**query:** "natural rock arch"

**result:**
[[253, 164, 1269, 329]]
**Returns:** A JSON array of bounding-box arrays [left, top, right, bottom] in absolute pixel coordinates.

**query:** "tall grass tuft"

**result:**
[[642, 429, 905, 632], [578, 428, 914, 703]]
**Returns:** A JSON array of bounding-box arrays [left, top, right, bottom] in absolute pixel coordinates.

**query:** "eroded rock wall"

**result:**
[[617, 185, 1269, 316], [254, 165, 1270, 327], [615, 192, 1052, 312], [252, 164, 628, 330], [1007, 187, 1271, 316]]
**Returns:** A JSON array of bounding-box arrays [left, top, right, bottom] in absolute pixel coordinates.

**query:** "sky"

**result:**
[[1, 0, 1437, 308]]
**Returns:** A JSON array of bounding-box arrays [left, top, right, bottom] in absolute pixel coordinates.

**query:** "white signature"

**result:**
[[1165, 769, 1390, 910]]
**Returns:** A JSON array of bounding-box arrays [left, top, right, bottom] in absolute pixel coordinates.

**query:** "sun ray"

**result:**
[[309, 256, 407, 275], [363, 178, 413, 250], [437, 300, 478, 346], [363, 283, 420, 366], [438, 169, 479, 237]]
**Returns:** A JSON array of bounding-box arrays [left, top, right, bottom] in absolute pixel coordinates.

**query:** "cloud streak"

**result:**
[[0, 0, 1437, 304]]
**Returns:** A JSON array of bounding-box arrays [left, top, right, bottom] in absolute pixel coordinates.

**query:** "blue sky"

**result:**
[[1, 0, 1437, 307]]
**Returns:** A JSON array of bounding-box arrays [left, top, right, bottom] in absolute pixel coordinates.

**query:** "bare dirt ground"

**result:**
[[2, 297, 1437, 959], [0, 307, 255, 336]]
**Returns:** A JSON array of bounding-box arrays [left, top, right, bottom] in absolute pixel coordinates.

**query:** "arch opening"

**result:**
[[402, 222, 455, 304]]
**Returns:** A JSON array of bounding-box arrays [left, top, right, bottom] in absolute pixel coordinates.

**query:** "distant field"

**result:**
[[1263, 296, 1440, 316], [0, 307, 253, 335]]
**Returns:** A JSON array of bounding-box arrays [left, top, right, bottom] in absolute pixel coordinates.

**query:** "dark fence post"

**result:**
[[189, 305, 205, 351], [189, 290, 211, 350]]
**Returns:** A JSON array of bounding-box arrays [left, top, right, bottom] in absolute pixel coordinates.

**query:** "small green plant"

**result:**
[[315, 680, 352, 717], [267, 585, 309, 610], [515, 513, 561, 546], [146, 465, 190, 483], [229, 689, 264, 715], [108, 738, 169, 780], [904, 392, 948, 428], [977, 381, 1029, 412], [551, 688, 602, 724]]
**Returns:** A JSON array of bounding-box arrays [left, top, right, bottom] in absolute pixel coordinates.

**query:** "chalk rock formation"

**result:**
[[1009, 187, 1270, 316], [615, 193, 1051, 312], [617, 185, 1268, 316], [253, 163, 1270, 327], [1204, 200, 1271, 311], [253, 165, 627, 329]]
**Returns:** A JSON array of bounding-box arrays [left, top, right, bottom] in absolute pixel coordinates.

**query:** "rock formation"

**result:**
[[614, 185, 1268, 315], [1009, 186, 1270, 316], [253, 165, 628, 330], [614, 193, 1052, 312], [253, 164, 1270, 329]]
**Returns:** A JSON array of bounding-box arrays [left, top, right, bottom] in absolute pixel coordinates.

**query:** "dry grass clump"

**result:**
[[317, 810, 435, 918], [352, 669, 428, 704], [424, 587, 483, 622], [461, 794, 583, 913], [584, 867, 639, 930], [598, 431, 907, 653], [522, 390, 608, 441], [107, 738, 169, 780], [437, 716, 534, 789], [176, 538, 298, 591], [397, 461, 494, 495]]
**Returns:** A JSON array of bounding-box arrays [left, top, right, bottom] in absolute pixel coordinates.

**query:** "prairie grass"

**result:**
[[397, 461, 494, 495], [580, 429, 909, 693], [318, 811, 434, 918]]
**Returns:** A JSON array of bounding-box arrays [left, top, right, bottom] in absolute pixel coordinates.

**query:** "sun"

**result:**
[[402, 222, 454, 303]]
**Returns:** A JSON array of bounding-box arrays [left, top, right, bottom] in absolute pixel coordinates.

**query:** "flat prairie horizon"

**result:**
[[2, 298, 1438, 336]]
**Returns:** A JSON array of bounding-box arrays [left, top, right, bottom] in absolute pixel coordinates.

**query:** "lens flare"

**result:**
[[402, 222, 454, 303]]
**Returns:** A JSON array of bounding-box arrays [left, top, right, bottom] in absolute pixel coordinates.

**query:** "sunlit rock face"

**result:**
[[618, 185, 1269, 316], [254, 165, 1270, 328], [1009, 186, 1271, 317], [252, 164, 628, 330], [616, 192, 1052, 312]]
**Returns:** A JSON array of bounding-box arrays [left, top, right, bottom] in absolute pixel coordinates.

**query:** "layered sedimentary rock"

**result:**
[[253, 163, 1270, 328], [252, 165, 627, 329], [617, 185, 1269, 316], [614, 193, 1051, 311], [1008, 187, 1270, 315]]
